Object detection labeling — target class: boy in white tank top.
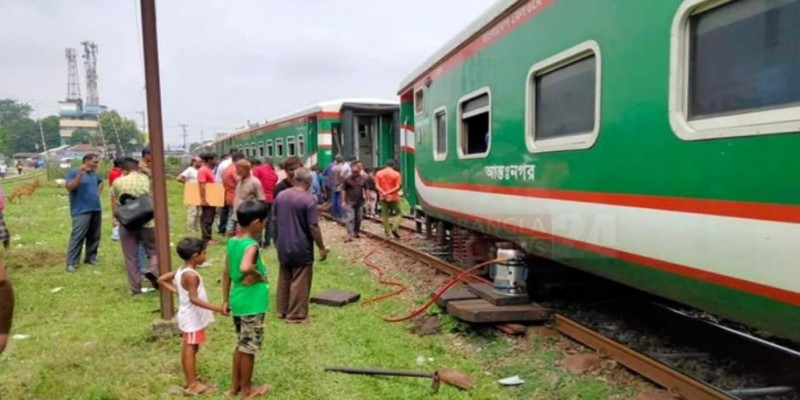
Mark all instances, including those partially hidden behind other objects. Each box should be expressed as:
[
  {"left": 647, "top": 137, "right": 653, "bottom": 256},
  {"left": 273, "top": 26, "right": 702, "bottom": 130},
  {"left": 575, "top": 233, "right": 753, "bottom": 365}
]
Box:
[{"left": 158, "top": 237, "right": 228, "bottom": 395}]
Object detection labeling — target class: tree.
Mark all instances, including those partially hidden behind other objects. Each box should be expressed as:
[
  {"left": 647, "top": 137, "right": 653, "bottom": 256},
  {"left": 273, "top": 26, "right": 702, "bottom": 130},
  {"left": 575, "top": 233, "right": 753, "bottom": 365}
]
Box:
[
  {"left": 98, "top": 111, "right": 145, "bottom": 155},
  {"left": 69, "top": 129, "right": 94, "bottom": 145},
  {"left": 0, "top": 99, "right": 32, "bottom": 125}
]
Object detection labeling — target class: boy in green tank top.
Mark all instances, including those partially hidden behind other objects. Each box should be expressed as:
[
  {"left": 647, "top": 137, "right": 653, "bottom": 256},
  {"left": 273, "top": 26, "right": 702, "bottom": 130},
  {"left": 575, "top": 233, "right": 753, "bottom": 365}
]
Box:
[{"left": 222, "top": 201, "right": 271, "bottom": 398}]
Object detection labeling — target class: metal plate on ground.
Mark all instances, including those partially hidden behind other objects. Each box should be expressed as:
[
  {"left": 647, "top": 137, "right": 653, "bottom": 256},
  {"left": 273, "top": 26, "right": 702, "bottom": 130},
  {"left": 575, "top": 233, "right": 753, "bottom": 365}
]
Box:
[
  {"left": 311, "top": 290, "right": 361, "bottom": 307},
  {"left": 447, "top": 299, "right": 552, "bottom": 323},
  {"left": 467, "top": 283, "right": 530, "bottom": 306},
  {"left": 435, "top": 288, "right": 479, "bottom": 308}
]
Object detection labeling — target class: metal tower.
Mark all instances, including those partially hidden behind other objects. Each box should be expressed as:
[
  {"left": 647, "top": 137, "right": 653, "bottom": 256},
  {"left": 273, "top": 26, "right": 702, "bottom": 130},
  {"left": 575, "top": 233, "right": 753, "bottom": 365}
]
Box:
[
  {"left": 81, "top": 41, "right": 99, "bottom": 106},
  {"left": 65, "top": 48, "right": 81, "bottom": 101}
]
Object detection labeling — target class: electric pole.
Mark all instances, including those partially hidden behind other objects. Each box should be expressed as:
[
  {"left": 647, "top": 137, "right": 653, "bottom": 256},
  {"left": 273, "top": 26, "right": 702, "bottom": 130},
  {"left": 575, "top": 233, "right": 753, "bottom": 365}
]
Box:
[
  {"left": 110, "top": 115, "right": 125, "bottom": 155},
  {"left": 178, "top": 123, "right": 189, "bottom": 153},
  {"left": 136, "top": 110, "right": 147, "bottom": 134},
  {"left": 37, "top": 116, "right": 48, "bottom": 154}
]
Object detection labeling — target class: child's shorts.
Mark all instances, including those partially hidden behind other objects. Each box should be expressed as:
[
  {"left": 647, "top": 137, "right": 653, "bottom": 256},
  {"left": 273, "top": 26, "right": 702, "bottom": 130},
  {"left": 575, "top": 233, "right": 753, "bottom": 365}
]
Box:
[
  {"left": 182, "top": 329, "right": 206, "bottom": 345},
  {"left": 234, "top": 314, "right": 265, "bottom": 355}
]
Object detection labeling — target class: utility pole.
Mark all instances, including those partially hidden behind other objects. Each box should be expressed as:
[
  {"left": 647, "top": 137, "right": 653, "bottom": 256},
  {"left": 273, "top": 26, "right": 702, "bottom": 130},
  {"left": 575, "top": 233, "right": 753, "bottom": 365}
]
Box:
[
  {"left": 97, "top": 117, "right": 110, "bottom": 159},
  {"left": 110, "top": 115, "right": 125, "bottom": 156},
  {"left": 140, "top": 0, "right": 175, "bottom": 331},
  {"left": 136, "top": 110, "right": 147, "bottom": 134},
  {"left": 178, "top": 123, "right": 189, "bottom": 153},
  {"left": 37, "top": 116, "right": 48, "bottom": 154}
]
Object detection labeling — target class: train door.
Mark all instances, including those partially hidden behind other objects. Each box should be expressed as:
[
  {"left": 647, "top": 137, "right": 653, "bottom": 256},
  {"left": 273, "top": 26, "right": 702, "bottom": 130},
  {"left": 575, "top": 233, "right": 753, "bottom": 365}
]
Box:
[
  {"left": 355, "top": 115, "right": 377, "bottom": 168},
  {"left": 332, "top": 122, "right": 343, "bottom": 157}
]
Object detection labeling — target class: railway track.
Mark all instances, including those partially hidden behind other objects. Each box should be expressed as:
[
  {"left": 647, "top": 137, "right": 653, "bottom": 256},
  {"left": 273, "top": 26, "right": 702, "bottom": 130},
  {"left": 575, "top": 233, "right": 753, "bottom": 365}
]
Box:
[{"left": 324, "top": 213, "right": 800, "bottom": 399}]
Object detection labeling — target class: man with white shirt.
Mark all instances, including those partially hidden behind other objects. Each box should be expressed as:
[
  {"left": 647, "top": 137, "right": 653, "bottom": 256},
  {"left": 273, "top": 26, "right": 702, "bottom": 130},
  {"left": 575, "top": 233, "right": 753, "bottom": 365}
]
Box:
[{"left": 177, "top": 156, "right": 203, "bottom": 232}]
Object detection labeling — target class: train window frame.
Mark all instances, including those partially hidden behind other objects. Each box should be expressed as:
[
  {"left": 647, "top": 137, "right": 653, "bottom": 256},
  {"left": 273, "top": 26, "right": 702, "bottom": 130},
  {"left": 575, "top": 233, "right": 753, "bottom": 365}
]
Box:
[
  {"left": 266, "top": 140, "right": 274, "bottom": 157},
  {"left": 276, "top": 138, "right": 284, "bottom": 157},
  {"left": 456, "top": 87, "right": 492, "bottom": 160},
  {"left": 433, "top": 106, "right": 448, "bottom": 161},
  {"left": 525, "top": 40, "right": 601, "bottom": 154},
  {"left": 414, "top": 88, "right": 425, "bottom": 115},
  {"left": 669, "top": 0, "right": 800, "bottom": 141},
  {"left": 297, "top": 134, "right": 305, "bottom": 156},
  {"left": 287, "top": 137, "right": 296, "bottom": 156}
]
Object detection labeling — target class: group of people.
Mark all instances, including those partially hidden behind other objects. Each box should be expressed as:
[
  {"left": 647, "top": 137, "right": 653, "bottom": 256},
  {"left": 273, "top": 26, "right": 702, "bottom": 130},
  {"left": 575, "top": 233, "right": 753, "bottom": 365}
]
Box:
[
  {"left": 323, "top": 155, "right": 404, "bottom": 241},
  {"left": 65, "top": 150, "right": 160, "bottom": 295},
  {"left": 54, "top": 146, "right": 405, "bottom": 395}
]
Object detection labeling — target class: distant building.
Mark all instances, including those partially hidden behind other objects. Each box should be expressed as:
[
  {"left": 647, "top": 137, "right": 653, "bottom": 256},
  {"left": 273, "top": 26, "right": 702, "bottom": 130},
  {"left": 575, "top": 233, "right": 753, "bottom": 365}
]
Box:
[{"left": 58, "top": 99, "right": 106, "bottom": 146}]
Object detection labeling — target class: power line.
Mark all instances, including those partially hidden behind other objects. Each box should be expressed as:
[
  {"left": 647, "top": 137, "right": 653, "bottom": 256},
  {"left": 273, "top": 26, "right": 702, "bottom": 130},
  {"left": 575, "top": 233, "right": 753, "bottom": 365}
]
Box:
[{"left": 178, "top": 124, "right": 189, "bottom": 153}]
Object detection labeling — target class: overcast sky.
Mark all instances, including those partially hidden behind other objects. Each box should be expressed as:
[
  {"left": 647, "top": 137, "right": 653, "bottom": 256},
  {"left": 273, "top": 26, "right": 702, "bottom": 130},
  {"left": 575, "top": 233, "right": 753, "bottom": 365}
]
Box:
[{"left": 0, "top": 0, "right": 495, "bottom": 148}]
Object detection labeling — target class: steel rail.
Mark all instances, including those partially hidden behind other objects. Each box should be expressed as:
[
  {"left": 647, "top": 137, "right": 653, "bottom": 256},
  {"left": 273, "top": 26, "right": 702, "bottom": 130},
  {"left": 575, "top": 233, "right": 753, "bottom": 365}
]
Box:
[
  {"left": 553, "top": 315, "right": 734, "bottom": 400},
  {"left": 323, "top": 214, "right": 482, "bottom": 282}
]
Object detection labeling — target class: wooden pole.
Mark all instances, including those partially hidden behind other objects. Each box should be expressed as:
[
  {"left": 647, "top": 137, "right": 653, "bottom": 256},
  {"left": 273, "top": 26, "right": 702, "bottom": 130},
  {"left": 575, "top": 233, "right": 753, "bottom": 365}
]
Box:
[{"left": 140, "top": 0, "right": 174, "bottom": 322}]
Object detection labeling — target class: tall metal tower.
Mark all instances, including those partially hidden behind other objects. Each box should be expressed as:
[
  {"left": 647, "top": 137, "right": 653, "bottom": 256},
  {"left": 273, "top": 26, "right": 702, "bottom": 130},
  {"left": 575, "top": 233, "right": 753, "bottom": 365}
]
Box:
[
  {"left": 65, "top": 48, "right": 81, "bottom": 101},
  {"left": 81, "top": 41, "right": 99, "bottom": 106}
]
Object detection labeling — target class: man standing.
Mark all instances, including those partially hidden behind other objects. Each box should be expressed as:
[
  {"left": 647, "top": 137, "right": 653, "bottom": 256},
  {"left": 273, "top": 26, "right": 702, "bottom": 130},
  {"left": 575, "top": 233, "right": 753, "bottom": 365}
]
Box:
[
  {"left": 215, "top": 149, "right": 238, "bottom": 234},
  {"left": 252, "top": 157, "right": 278, "bottom": 248},
  {"left": 272, "top": 156, "right": 303, "bottom": 200},
  {"left": 272, "top": 167, "right": 328, "bottom": 324},
  {"left": 113, "top": 158, "right": 160, "bottom": 295},
  {"left": 140, "top": 145, "right": 153, "bottom": 178},
  {"left": 64, "top": 153, "right": 103, "bottom": 273},
  {"left": 177, "top": 156, "right": 202, "bottom": 232},
  {"left": 221, "top": 151, "right": 244, "bottom": 236},
  {"left": 342, "top": 161, "right": 366, "bottom": 242},
  {"left": 328, "top": 155, "right": 345, "bottom": 220},
  {"left": 231, "top": 159, "right": 265, "bottom": 235},
  {"left": 0, "top": 259, "right": 12, "bottom": 355},
  {"left": 375, "top": 159, "right": 402, "bottom": 239},
  {"left": 198, "top": 153, "right": 218, "bottom": 245}
]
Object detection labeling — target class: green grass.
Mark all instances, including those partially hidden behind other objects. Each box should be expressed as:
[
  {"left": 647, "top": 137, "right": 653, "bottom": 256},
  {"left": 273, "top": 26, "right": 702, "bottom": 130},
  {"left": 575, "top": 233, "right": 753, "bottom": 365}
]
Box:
[{"left": 0, "top": 177, "right": 642, "bottom": 399}]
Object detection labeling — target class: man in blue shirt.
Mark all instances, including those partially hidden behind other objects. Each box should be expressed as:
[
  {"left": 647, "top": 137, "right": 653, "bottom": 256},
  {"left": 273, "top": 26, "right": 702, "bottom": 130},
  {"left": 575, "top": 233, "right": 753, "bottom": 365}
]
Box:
[{"left": 64, "top": 153, "right": 103, "bottom": 273}]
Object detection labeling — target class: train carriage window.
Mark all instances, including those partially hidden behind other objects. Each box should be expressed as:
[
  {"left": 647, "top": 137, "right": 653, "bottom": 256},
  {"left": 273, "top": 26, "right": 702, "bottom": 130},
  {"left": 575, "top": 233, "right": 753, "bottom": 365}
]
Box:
[
  {"left": 266, "top": 140, "right": 274, "bottom": 157},
  {"left": 298, "top": 135, "right": 305, "bottom": 156},
  {"left": 457, "top": 89, "right": 491, "bottom": 158},
  {"left": 669, "top": 0, "right": 800, "bottom": 140},
  {"left": 276, "top": 139, "right": 284, "bottom": 157},
  {"left": 414, "top": 89, "right": 424, "bottom": 115},
  {"left": 526, "top": 41, "right": 601, "bottom": 153},
  {"left": 433, "top": 107, "right": 448, "bottom": 161},
  {"left": 287, "top": 137, "right": 296, "bottom": 156}
]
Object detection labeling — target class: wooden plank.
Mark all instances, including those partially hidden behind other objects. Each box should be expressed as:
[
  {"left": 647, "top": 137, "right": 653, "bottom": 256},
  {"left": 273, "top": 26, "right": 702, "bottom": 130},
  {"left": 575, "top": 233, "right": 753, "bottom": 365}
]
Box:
[
  {"left": 435, "top": 288, "right": 479, "bottom": 308},
  {"left": 467, "top": 283, "right": 530, "bottom": 306},
  {"left": 310, "top": 290, "right": 361, "bottom": 307},
  {"left": 447, "top": 299, "right": 551, "bottom": 324}
]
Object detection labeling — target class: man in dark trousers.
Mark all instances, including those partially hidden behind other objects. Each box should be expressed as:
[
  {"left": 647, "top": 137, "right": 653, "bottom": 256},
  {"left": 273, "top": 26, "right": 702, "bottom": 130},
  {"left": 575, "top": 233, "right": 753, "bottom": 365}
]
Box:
[
  {"left": 0, "top": 259, "right": 13, "bottom": 355},
  {"left": 64, "top": 153, "right": 103, "bottom": 273},
  {"left": 272, "top": 167, "right": 328, "bottom": 324},
  {"left": 197, "top": 153, "right": 219, "bottom": 245}
]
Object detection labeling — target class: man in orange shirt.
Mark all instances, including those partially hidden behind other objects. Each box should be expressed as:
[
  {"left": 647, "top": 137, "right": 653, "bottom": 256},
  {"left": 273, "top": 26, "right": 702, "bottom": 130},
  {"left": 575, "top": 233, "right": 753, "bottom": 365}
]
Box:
[
  {"left": 222, "top": 152, "right": 245, "bottom": 236},
  {"left": 375, "top": 159, "right": 402, "bottom": 239}
]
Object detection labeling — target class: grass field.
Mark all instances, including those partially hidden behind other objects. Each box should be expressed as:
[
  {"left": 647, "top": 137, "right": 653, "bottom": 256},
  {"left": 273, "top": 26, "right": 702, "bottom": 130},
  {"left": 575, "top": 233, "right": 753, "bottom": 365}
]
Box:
[{"left": 0, "top": 173, "right": 644, "bottom": 399}]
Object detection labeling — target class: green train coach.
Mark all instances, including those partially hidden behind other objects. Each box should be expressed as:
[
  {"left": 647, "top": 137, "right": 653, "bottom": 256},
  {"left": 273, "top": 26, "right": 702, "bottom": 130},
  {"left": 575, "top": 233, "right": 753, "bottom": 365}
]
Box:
[
  {"left": 398, "top": 0, "right": 800, "bottom": 341},
  {"left": 199, "top": 99, "right": 400, "bottom": 171}
]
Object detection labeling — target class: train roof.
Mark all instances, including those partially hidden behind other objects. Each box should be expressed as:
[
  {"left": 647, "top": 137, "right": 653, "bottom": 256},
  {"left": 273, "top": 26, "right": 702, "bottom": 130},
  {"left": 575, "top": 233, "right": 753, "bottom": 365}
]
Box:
[
  {"left": 398, "top": 0, "right": 519, "bottom": 94},
  {"left": 218, "top": 98, "right": 398, "bottom": 142}
]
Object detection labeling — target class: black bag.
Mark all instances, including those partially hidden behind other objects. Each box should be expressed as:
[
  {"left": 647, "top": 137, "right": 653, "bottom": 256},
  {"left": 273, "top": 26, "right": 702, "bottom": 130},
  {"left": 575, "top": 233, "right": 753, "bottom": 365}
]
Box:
[{"left": 114, "top": 194, "right": 154, "bottom": 229}]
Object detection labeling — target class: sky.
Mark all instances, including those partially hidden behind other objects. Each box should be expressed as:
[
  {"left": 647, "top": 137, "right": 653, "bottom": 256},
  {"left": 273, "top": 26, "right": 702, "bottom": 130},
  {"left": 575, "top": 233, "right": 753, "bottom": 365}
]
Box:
[{"left": 0, "top": 0, "right": 496, "bottom": 148}]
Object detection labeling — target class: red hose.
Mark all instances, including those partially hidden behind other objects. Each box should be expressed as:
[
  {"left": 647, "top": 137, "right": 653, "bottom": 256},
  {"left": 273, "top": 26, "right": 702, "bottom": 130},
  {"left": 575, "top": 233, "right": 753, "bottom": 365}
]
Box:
[{"left": 359, "top": 237, "right": 501, "bottom": 323}]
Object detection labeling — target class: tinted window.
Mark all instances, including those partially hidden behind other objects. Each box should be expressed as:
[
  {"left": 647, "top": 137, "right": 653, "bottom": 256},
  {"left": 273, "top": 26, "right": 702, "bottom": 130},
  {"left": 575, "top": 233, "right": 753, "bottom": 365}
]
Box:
[
  {"left": 534, "top": 55, "right": 596, "bottom": 140},
  {"left": 689, "top": 0, "right": 800, "bottom": 119},
  {"left": 435, "top": 111, "right": 447, "bottom": 156}
]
